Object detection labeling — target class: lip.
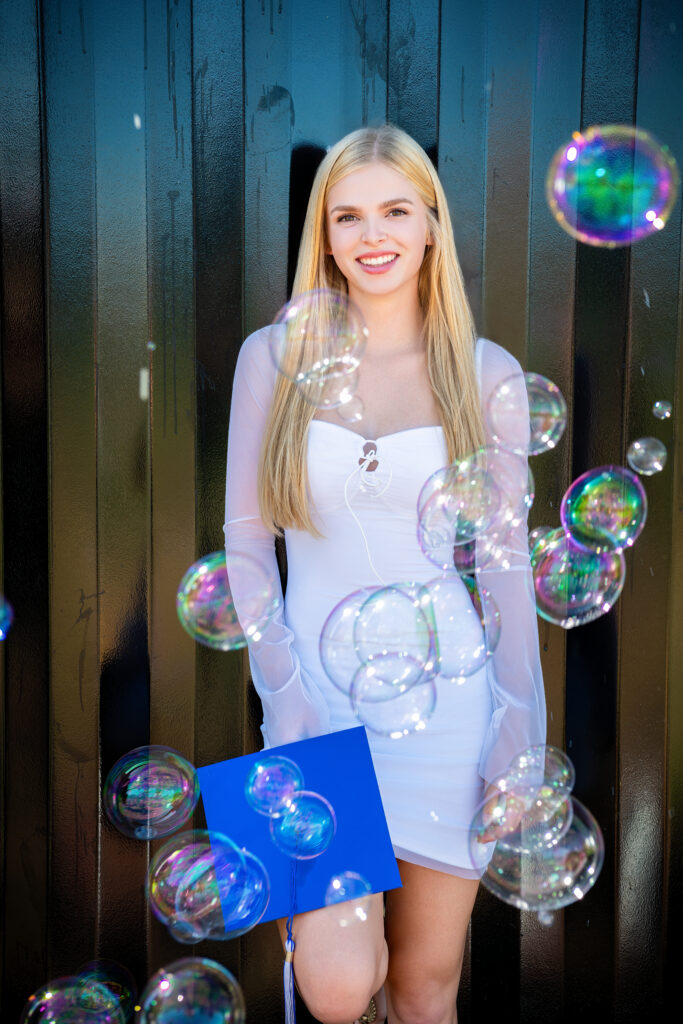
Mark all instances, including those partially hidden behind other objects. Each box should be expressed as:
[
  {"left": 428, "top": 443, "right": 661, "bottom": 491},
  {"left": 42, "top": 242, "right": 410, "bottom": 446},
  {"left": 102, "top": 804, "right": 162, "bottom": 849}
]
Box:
[{"left": 355, "top": 252, "right": 399, "bottom": 274}]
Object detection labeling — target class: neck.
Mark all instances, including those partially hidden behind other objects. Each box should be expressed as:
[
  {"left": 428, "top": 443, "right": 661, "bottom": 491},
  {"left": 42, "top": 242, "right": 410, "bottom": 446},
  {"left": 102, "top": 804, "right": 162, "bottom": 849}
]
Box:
[{"left": 348, "top": 286, "right": 425, "bottom": 355}]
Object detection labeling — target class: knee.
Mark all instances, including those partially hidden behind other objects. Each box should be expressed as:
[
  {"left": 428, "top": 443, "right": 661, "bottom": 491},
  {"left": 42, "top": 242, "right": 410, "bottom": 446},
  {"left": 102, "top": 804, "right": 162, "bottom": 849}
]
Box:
[
  {"left": 299, "top": 969, "right": 377, "bottom": 1024},
  {"left": 389, "top": 977, "right": 458, "bottom": 1024}
]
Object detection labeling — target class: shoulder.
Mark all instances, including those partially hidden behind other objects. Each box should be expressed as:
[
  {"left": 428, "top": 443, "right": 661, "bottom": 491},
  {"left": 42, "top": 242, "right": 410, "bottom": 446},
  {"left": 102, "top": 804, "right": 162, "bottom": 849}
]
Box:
[{"left": 475, "top": 336, "right": 524, "bottom": 400}]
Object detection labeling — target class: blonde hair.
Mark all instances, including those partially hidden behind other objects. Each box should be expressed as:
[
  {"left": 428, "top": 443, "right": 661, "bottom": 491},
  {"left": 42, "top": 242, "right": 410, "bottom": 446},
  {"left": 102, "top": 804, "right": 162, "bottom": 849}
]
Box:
[{"left": 258, "top": 124, "right": 484, "bottom": 535}]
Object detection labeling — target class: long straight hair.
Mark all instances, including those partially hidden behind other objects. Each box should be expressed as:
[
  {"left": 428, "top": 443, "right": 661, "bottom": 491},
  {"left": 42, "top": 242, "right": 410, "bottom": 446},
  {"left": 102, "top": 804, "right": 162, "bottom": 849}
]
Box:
[{"left": 258, "top": 124, "right": 484, "bottom": 535}]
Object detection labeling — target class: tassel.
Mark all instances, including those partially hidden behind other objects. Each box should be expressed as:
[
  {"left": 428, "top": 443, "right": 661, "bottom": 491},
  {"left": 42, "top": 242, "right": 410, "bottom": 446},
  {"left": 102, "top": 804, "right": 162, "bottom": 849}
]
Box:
[{"left": 284, "top": 936, "right": 296, "bottom": 1024}]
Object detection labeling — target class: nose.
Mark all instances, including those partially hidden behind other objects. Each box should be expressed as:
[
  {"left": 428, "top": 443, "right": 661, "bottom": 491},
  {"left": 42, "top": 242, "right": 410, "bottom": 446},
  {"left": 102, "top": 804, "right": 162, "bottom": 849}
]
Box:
[{"left": 361, "top": 217, "right": 387, "bottom": 245}]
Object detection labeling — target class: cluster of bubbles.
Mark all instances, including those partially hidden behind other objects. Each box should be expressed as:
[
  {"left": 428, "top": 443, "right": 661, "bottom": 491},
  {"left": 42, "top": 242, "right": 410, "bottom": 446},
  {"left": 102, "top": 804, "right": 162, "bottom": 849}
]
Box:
[
  {"left": 103, "top": 745, "right": 199, "bottom": 840},
  {"left": 245, "top": 754, "right": 337, "bottom": 861},
  {"left": 469, "top": 745, "right": 604, "bottom": 923},
  {"left": 546, "top": 124, "right": 680, "bottom": 247},
  {"left": 21, "top": 961, "right": 138, "bottom": 1024},
  {"left": 270, "top": 288, "right": 368, "bottom": 422},
  {"left": 176, "top": 549, "right": 279, "bottom": 650},
  {"left": 245, "top": 755, "right": 372, "bottom": 928},
  {"left": 0, "top": 592, "right": 13, "bottom": 640}
]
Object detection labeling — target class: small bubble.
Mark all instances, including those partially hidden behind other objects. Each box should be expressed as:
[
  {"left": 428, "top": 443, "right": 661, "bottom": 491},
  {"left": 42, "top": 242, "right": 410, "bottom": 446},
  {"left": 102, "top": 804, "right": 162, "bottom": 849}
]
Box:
[
  {"left": 147, "top": 340, "right": 157, "bottom": 351},
  {"left": 133, "top": 113, "right": 142, "bottom": 130}
]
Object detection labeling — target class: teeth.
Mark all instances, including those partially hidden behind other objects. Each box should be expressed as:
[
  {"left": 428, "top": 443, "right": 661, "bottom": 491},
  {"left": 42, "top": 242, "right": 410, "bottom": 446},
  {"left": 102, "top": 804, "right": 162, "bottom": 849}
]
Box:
[{"left": 359, "top": 254, "right": 397, "bottom": 266}]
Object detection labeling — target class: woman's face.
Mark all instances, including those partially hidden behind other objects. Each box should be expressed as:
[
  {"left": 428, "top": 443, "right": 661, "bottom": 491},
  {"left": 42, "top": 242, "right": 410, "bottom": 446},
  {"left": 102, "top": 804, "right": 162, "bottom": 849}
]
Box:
[{"left": 325, "top": 161, "right": 432, "bottom": 304}]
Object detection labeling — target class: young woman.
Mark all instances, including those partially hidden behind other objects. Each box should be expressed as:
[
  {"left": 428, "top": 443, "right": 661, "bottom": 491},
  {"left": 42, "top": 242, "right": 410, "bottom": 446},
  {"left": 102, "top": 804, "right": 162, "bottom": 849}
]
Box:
[{"left": 225, "top": 124, "right": 545, "bottom": 1024}]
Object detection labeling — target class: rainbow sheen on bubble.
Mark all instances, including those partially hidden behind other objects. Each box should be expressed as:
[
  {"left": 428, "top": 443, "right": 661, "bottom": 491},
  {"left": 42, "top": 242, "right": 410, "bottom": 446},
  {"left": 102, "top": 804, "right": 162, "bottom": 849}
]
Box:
[
  {"left": 532, "top": 527, "right": 625, "bottom": 628},
  {"left": 561, "top": 465, "right": 647, "bottom": 553},
  {"left": 270, "top": 289, "right": 368, "bottom": 409},
  {"left": 176, "top": 550, "right": 278, "bottom": 650},
  {"left": 0, "top": 593, "right": 14, "bottom": 640},
  {"left": 477, "top": 797, "right": 604, "bottom": 913},
  {"left": 174, "top": 847, "right": 270, "bottom": 942},
  {"left": 319, "top": 586, "right": 381, "bottom": 696},
  {"left": 546, "top": 124, "right": 680, "bottom": 247},
  {"left": 245, "top": 756, "right": 304, "bottom": 816},
  {"left": 77, "top": 961, "right": 137, "bottom": 1023},
  {"left": 20, "top": 976, "right": 125, "bottom": 1024},
  {"left": 652, "top": 399, "right": 672, "bottom": 420},
  {"left": 146, "top": 830, "right": 252, "bottom": 940},
  {"left": 325, "top": 871, "right": 373, "bottom": 927},
  {"left": 136, "top": 958, "right": 245, "bottom": 1024},
  {"left": 422, "top": 575, "right": 500, "bottom": 682},
  {"left": 269, "top": 790, "right": 337, "bottom": 859},
  {"left": 103, "top": 745, "right": 199, "bottom": 840},
  {"left": 486, "top": 372, "right": 567, "bottom": 456},
  {"left": 627, "top": 436, "right": 667, "bottom": 476}
]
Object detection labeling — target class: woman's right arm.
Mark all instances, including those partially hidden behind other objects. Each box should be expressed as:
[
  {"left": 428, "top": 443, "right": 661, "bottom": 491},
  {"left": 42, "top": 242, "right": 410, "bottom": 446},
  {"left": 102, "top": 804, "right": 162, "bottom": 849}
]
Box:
[{"left": 224, "top": 328, "right": 330, "bottom": 747}]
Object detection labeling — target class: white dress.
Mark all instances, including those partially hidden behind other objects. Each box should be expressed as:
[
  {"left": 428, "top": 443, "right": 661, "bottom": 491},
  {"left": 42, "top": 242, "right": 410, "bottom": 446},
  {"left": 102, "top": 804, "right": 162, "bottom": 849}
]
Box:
[{"left": 224, "top": 327, "right": 546, "bottom": 879}]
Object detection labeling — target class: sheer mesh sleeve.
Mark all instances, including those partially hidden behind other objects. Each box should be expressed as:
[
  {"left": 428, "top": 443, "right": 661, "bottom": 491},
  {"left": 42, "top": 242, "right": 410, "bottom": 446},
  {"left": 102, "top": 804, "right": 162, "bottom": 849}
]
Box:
[
  {"left": 475, "top": 338, "right": 547, "bottom": 786},
  {"left": 224, "top": 327, "right": 330, "bottom": 747}
]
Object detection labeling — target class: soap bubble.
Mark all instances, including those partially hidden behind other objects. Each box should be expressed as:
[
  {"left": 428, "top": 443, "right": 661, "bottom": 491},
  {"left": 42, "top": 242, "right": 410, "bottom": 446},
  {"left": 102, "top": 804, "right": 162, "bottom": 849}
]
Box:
[
  {"left": 146, "top": 831, "right": 247, "bottom": 931},
  {"left": 325, "top": 870, "right": 373, "bottom": 926},
  {"left": 417, "top": 454, "right": 502, "bottom": 551},
  {"left": 476, "top": 797, "right": 604, "bottom": 913},
  {"left": 561, "top": 465, "right": 647, "bottom": 553},
  {"left": 422, "top": 575, "right": 500, "bottom": 682},
  {"left": 270, "top": 790, "right": 337, "bottom": 859},
  {"left": 504, "top": 744, "right": 576, "bottom": 799},
  {"left": 470, "top": 787, "right": 574, "bottom": 854},
  {"left": 529, "top": 526, "right": 552, "bottom": 557},
  {"left": 270, "top": 289, "right": 368, "bottom": 409},
  {"left": 176, "top": 550, "right": 278, "bottom": 650},
  {"left": 532, "top": 527, "right": 626, "bottom": 628},
  {"left": 350, "top": 674, "right": 437, "bottom": 738},
  {"left": 627, "top": 437, "right": 667, "bottom": 475},
  {"left": 337, "top": 394, "right": 364, "bottom": 423},
  {"left": 20, "top": 976, "right": 125, "bottom": 1024},
  {"left": 136, "top": 958, "right": 245, "bottom": 1024},
  {"left": 174, "top": 847, "right": 270, "bottom": 941},
  {"left": 546, "top": 124, "right": 680, "bottom": 247},
  {"left": 245, "top": 755, "right": 304, "bottom": 816},
  {"left": 103, "top": 745, "right": 199, "bottom": 840},
  {"left": 652, "top": 399, "right": 672, "bottom": 420},
  {"left": 76, "top": 961, "right": 137, "bottom": 1022},
  {"left": 486, "top": 372, "right": 567, "bottom": 456},
  {"left": 353, "top": 585, "right": 436, "bottom": 689},
  {"left": 0, "top": 594, "right": 13, "bottom": 640},
  {"left": 319, "top": 587, "right": 380, "bottom": 696}
]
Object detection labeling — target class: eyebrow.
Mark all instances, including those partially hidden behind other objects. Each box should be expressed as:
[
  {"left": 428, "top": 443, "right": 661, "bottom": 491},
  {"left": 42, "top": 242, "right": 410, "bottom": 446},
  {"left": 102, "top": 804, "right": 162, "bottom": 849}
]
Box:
[{"left": 329, "top": 197, "right": 415, "bottom": 214}]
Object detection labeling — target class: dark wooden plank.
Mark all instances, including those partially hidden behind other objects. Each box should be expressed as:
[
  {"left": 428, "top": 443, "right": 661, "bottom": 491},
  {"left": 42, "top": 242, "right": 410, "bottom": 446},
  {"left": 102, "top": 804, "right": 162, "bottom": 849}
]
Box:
[
  {"left": 0, "top": 0, "right": 49, "bottom": 1013},
  {"left": 388, "top": 0, "right": 439, "bottom": 154}
]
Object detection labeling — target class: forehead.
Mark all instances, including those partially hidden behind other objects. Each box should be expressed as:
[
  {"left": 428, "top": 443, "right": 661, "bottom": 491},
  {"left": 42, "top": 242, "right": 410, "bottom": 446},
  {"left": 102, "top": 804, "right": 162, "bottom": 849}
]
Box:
[{"left": 326, "top": 162, "right": 422, "bottom": 210}]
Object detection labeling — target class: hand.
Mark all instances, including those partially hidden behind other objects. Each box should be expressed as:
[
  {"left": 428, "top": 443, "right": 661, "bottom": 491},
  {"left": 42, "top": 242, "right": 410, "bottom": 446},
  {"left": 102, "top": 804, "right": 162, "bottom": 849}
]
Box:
[{"left": 477, "top": 783, "right": 528, "bottom": 844}]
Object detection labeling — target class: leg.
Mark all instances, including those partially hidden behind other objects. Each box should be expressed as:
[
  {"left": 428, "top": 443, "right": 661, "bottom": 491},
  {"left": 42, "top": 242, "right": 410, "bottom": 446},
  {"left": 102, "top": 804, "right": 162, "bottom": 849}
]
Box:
[
  {"left": 384, "top": 859, "right": 479, "bottom": 1024},
  {"left": 276, "top": 893, "right": 388, "bottom": 1024}
]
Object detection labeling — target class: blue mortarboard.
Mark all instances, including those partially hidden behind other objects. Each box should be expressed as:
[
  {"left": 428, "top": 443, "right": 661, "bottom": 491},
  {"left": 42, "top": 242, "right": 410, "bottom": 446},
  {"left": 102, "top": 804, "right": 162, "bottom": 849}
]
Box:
[{"left": 198, "top": 725, "right": 402, "bottom": 925}]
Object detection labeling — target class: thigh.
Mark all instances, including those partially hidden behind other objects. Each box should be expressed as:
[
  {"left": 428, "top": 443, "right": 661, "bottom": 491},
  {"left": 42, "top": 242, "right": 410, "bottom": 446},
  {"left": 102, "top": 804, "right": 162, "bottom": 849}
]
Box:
[{"left": 385, "top": 860, "right": 479, "bottom": 1004}]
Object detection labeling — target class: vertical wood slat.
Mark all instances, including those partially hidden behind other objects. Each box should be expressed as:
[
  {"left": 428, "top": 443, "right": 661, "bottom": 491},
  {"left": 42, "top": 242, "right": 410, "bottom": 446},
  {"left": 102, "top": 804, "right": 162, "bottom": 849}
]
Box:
[
  {"left": 0, "top": 0, "right": 49, "bottom": 1014},
  {"left": 91, "top": 0, "right": 151, "bottom": 980},
  {"left": 616, "top": 1, "right": 683, "bottom": 1016},
  {"left": 387, "top": 0, "right": 439, "bottom": 155},
  {"left": 42, "top": 0, "right": 100, "bottom": 982}
]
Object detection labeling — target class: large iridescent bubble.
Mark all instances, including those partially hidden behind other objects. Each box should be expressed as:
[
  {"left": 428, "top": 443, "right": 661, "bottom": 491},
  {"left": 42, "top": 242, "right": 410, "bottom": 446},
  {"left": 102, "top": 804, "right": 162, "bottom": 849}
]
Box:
[
  {"left": 350, "top": 674, "right": 437, "bottom": 739},
  {"left": 486, "top": 372, "right": 567, "bottom": 456},
  {"left": 176, "top": 550, "right": 278, "bottom": 650},
  {"left": 245, "top": 755, "right": 304, "bottom": 816},
  {"left": 626, "top": 437, "right": 667, "bottom": 476},
  {"left": 136, "top": 958, "right": 245, "bottom": 1024},
  {"left": 319, "top": 587, "right": 380, "bottom": 696},
  {"left": 546, "top": 124, "right": 680, "bottom": 247},
  {"left": 422, "top": 575, "right": 500, "bottom": 682},
  {"left": 561, "top": 465, "right": 647, "bottom": 554},
  {"left": 269, "top": 289, "right": 368, "bottom": 409},
  {"left": 0, "top": 593, "right": 13, "bottom": 640},
  {"left": 20, "top": 976, "right": 125, "bottom": 1024},
  {"left": 477, "top": 797, "right": 604, "bottom": 913},
  {"left": 76, "top": 960, "right": 137, "bottom": 1022},
  {"left": 353, "top": 585, "right": 436, "bottom": 691},
  {"left": 146, "top": 830, "right": 250, "bottom": 938},
  {"left": 269, "top": 790, "right": 337, "bottom": 860},
  {"left": 532, "top": 527, "right": 626, "bottom": 628},
  {"left": 174, "top": 847, "right": 270, "bottom": 942},
  {"left": 103, "top": 745, "right": 199, "bottom": 840}
]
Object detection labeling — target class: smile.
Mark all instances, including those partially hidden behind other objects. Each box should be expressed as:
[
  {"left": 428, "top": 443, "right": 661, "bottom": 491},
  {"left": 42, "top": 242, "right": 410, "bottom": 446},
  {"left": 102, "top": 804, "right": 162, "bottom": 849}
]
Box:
[{"left": 356, "top": 253, "right": 399, "bottom": 269}]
